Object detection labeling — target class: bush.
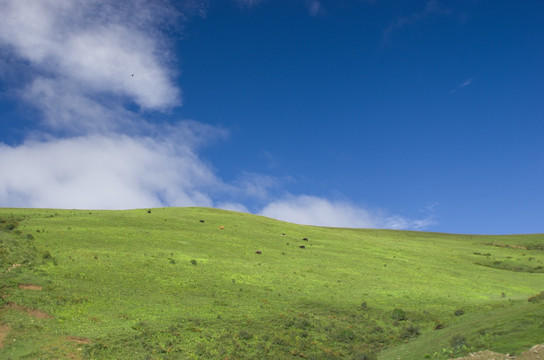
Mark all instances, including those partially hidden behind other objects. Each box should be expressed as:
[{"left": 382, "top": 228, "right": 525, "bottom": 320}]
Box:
[
  {"left": 1, "top": 220, "right": 18, "bottom": 231},
  {"left": 454, "top": 309, "right": 464, "bottom": 316},
  {"left": 391, "top": 308, "right": 406, "bottom": 321},
  {"left": 401, "top": 323, "right": 420, "bottom": 339},
  {"left": 450, "top": 335, "right": 467, "bottom": 349},
  {"left": 190, "top": 259, "right": 197, "bottom": 265}
]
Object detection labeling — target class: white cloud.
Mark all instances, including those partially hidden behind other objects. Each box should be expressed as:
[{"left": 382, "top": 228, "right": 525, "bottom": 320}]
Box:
[
  {"left": 0, "top": 127, "right": 221, "bottom": 209},
  {"left": 260, "top": 195, "right": 435, "bottom": 230},
  {"left": 0, "top": 0, "right": 180, "bottom": 111},
  {"left": 22, "top": 77, "right": 135, "bottom": 134}
]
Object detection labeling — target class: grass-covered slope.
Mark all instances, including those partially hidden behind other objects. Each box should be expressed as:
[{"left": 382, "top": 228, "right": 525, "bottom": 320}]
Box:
[{"left": 0, "top": 207, "right": 543, "bottom": 359}]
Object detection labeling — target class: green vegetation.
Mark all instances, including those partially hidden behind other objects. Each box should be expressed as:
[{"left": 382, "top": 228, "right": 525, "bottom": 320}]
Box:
[{"left": 0, "top": 207, "right": 543, "bottom": 359}]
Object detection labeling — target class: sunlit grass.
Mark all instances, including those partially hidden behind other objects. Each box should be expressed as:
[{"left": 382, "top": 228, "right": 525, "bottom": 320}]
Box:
[{"left": 1, "top": 207, "right": 543, "bottom": 359}]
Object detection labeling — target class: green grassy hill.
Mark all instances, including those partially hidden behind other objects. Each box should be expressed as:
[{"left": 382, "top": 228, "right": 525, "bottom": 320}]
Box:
[{"left": 1, "top": 207, "right": 543, "bottom": 359}]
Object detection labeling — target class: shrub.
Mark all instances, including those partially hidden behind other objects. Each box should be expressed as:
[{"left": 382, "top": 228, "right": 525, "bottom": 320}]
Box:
[
  {"left": 401, "top": 323, "right": 420, "bottom": 339},
  {"left": 454, "top": 309, "right": 464, "bottom": 316},
  {"left": 450, "top": 335, "right": 468, "bottom": 349},
  {"left": 1, "top": 221, "right": 18, "bottom": 231},
  {"left": 391, "top": 308, "right": 406, "bottom": 321},
  {"left": 190, "top": 259, "right": 197, "bottom": 265}
]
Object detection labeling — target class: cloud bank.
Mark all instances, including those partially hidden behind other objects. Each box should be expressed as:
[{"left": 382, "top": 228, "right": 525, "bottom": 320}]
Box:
[
  {"left": 260, "top": 195, "right": 435, "bottom": 230},
  {"left": 0, "top": 130, "right": 220, "bottom": 209}
]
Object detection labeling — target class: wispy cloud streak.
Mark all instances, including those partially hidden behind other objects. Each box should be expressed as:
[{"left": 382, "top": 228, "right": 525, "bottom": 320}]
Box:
[
  {"left": 450, "top": 78, "right": 473, "bottom": 93},
  {"left": 382, "top": 0, "right": 450, "bottom": 45}
]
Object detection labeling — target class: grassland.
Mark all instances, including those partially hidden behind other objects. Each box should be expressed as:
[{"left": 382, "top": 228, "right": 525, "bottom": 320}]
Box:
[{"left": 0, "top": 207, "right": 543, "bottom": 359}]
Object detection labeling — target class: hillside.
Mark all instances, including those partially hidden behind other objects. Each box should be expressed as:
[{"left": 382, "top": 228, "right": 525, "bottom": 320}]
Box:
[{"left": 1, "top": 207, "right": 543, "bottom": 359}]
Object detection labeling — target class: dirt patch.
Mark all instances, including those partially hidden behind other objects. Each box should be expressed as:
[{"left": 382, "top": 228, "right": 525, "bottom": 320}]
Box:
[
  {"left": 4, "top": 303, "right": 52, "bottom": 319},
  {"left": 519, "top": 344, "right": 544, "bottom": 360},
  {"left": 0, "top": 324, "right": 10, "bottom": 349},
  {"left": 452, "top": 344, "right": 544, "bottom": 360},
  {"left": 18, "top": 284, "right": 43, "bottom": 291},
  {"left": 66, "top": 336, "right": 91, "bottom": 344},
  {"left": 451, "top": 351, "right": 512, "bottom": 359}
]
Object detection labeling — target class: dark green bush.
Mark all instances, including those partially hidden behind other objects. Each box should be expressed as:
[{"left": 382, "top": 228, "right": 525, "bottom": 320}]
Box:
[
  {"left": 190, "top": 259, "right": 197, "bottom": 265},
  {"left": 391, "top": 308, "right": 406, "bottom": 321},
  {"left": 401, "top": 323, "right": 420, "bottom": 339},
  {"left": 450, "top": 335, "right": 467, "bottom": 349},
  {"left": 454, "top": 309, "right": 464, "bottom": 316}
]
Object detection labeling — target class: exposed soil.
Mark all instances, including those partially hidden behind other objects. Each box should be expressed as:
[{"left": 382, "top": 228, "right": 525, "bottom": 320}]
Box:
[
  {"left": 0, "top": 324, "right": 10, "bottom": 349},
  {"left": 66, "top": 336, "right": 91, "bottom": 344},
  {"left": 4, "top": 303, "right": 52, "bottom": 319},
  {"left": 18, "top": 284, "right": 43, "bottom": 291},
  {"left": 452, "top": 344, "right": 544, "bottom": 360},
  {"left": 452, "top": 351, "right": 512, "bottom": 360}
]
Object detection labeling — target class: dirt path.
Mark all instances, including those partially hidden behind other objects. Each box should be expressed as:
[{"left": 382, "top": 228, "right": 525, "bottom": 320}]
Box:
[
  {"left": 0, "top": 324, "right": 10, "bottom": 349},
  {"left": 4, "top": 303, "right": 52, "bottom": 319},
  {"left": 18, "top": 284, "right": 43, "bottom": 290},
  {"left": 66, "top": 336, "right": 91, "bottom": 344}
]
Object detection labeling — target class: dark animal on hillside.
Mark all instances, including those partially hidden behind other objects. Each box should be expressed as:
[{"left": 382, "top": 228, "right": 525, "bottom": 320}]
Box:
[
  {"left": 199, "top": 220, "right": 205, "bottom": 223},
  {"left": 255, "top": 250, "right": 262, "bottom": 254},
  {"left": 281, "top": 233, "right": 286, "bottom": 236},
  {"left": 302, "top": 237, "right": 308, "bottom": 241},
  {"left": 299, "top": 245, "right": 305, "bottom": 249},
  {"left": 147, "top": 209, "right": 151, "bottom": 214}
]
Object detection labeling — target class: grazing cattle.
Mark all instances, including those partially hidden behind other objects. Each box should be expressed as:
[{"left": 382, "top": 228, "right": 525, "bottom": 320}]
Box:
[
  {"left": 147, "top": 209, "right": 152, "bottom": 214},
  {"left": 302, "top": 237, "right": 308, "bottom": 241},
  {"left": 219, "top": 226, "right": 224, "bottom": 230},
  {"left": 255, "top": 250, "right": 262, "bottom": 254},
  {"left": 299, "top": 245, "right": 305, "bottom": 249},
  {"left": 281, "top": 233, "right": 286, "bottom": 236},
  {"left": 199, "top": 220, "right": 205, "bottom": 223}
]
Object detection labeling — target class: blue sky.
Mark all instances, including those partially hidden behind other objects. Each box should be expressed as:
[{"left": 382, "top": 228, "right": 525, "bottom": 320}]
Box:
[{"left": 0, "top": 0, "right": 542, "bottom": 234}]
